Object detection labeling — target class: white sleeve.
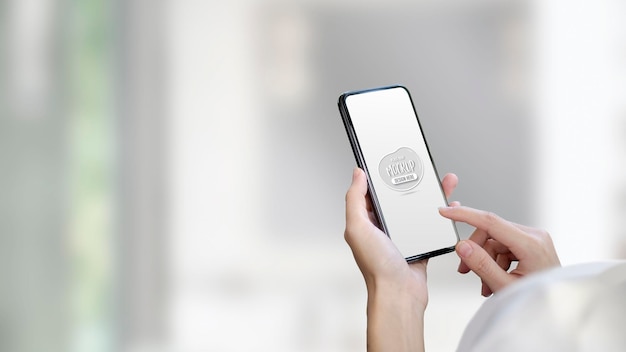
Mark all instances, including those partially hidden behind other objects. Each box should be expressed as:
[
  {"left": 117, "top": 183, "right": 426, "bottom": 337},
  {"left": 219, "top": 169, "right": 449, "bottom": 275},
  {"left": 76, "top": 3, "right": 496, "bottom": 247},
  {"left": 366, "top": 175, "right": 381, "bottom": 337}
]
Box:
[{"left": 457, "top": 261, "right": 626, "bottom": 352}]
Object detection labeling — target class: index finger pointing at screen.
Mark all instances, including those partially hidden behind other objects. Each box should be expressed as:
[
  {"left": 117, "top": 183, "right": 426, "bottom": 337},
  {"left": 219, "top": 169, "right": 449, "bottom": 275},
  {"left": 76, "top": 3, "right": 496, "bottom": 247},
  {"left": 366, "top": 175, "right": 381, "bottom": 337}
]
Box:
[{"left": 438, "top": 206, "right": 528, "bottom": 254}]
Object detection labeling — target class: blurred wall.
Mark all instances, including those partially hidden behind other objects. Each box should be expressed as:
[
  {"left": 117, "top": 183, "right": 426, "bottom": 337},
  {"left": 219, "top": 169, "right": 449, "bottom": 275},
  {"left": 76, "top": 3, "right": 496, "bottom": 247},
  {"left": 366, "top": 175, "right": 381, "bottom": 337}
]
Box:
[
  {"left": 167, "top": 0, "right": 626, "bottom": 351},
  {"left": 167, "top": 0, "right": 532, "bottom": 351},
  {"left": 1, "top": 0, "right": 68, "bottom": 351},
  {"left": 115, "top": 0, "right": 168, "bottom": 350},
  {"left": 533, "top": 0, "right": 626, "bottom": 264},
  {"left": 256, "top": 0, "right": 533, "bottom": 248}
]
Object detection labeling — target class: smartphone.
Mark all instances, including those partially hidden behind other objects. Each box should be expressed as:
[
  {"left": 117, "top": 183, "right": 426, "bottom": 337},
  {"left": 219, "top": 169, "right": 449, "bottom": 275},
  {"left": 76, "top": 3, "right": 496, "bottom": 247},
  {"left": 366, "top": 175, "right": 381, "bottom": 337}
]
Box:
[{"left": 338, "top": 85, "right": 459, "bottom": 262}]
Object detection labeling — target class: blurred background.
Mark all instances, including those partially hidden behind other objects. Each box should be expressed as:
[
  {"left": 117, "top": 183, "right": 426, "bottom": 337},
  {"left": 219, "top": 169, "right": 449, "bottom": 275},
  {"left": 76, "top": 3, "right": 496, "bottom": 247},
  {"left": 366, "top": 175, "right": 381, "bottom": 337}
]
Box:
[{"left": 1, "top": 0, "right": 625, "bottom": 351}]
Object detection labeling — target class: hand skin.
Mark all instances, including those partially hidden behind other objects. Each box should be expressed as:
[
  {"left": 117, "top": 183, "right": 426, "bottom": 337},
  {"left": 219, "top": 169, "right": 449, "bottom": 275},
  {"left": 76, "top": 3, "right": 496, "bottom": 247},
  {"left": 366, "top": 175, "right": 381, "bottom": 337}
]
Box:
[
  {"left": 344, "top": 168, "right": 459, "bottom": 352},
  {"left": 439, "top": 206, "right": 561, "bottom": 296},
  {"left": 345, "top": 167, "right": 562, "bottom": 350}
]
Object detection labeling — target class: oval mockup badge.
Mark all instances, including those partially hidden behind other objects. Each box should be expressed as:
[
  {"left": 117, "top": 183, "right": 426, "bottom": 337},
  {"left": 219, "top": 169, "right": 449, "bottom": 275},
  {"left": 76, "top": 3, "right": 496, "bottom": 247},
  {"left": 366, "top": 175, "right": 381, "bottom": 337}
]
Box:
[{"left": 378, "top": 147, "right": 424, "bottom": 191}]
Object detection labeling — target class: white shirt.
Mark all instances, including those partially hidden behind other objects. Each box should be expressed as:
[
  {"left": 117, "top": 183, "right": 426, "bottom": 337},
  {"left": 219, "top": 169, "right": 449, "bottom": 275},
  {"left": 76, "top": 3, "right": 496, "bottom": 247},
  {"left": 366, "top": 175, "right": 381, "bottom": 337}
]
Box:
[{"left": 458, "top": 261, "right": 626, "bottom": 352}]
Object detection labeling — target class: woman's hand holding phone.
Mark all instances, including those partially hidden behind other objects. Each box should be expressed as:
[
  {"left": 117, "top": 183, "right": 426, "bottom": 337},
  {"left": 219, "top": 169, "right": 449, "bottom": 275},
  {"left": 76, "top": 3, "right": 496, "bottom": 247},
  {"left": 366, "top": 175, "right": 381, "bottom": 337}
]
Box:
[
  {"left": 344, "top": 167, "right": 459, "bottom": 352},
  {"left": 345, "top": 167, "right": 562, "bottom": 351},
  {"left": 345, "top": 168, "right": 460, "bottom": 300},
  {"left": 346, "top": 165, "right": 561, "bottom": 299},
  {"left": 339, "top": 86, "right": 460, "bottom": 262}
]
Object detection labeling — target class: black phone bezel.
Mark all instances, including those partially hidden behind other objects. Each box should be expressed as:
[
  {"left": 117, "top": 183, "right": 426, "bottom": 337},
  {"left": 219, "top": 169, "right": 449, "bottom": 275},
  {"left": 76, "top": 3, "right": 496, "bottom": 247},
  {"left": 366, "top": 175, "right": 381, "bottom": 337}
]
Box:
[{"left": 337, "top": 84, "right": 458, "bottom": 262}]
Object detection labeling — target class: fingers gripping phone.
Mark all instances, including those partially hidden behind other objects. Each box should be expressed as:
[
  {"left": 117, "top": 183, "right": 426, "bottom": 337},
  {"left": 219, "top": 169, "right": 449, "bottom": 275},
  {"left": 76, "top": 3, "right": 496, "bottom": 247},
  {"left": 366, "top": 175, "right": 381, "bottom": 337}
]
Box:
[{"left": 338, "top": 85, "right": 459, "bottom": 262}]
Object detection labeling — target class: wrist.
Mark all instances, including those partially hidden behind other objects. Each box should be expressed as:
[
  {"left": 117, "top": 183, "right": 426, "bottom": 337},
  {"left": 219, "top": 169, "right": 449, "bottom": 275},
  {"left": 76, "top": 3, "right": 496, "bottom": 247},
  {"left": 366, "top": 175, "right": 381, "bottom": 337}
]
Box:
[
  {"left": 368, "top": 282, "right": 427, "bottom": 317},
  {"left": 366, "top": 269, "right": 429, "bottom": 312},
  {"left": 366, "top": 283, "right": 426, "bottom": 352}
]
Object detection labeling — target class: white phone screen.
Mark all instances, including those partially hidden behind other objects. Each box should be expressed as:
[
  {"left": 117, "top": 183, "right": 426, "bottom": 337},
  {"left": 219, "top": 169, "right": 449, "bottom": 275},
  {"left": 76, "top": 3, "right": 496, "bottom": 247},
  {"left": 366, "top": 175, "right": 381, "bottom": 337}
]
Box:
[{"left": 342, "top": 86, "right": 458, "bottom": 260}]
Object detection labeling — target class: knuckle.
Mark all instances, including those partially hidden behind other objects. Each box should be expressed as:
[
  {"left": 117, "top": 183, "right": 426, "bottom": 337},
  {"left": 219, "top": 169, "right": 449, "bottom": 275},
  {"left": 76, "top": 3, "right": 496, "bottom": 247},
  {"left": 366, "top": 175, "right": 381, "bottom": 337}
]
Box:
[
  {"left": 344, "top": 220, "right": 355, "bottom": 235},
  {"left": 475, "top": 254, "right": 493, "bottom": 274},
  {"left": 530, "top": 228, "right": 552, "bottom": 245},
  {"left": 345, "top": 190, "right": 352, "bottom": 203},
  {"left": 526, "top": 235, "right": 544, "bottom": 250},
  {"left": 343, "top": 228, "right": 351, "bottom": 243},
  {"left": 344, "top": 226, "right": 357, "bottom": 245},
  {"left": 344, "top": 221, "right": 364, "bottom": 245},
  {"left": 538, "top": 229, "right": 551, "bottom": 240},
  {"left": 482, "top": 211, "right": 501, "bottom": 227}
]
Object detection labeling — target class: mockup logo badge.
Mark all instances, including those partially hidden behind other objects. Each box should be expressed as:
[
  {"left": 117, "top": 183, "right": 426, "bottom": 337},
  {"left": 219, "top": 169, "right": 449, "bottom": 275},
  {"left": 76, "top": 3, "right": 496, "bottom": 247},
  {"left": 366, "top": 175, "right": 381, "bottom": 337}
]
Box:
[{"left": 378, "top": 147, "right": 424, "bottom": 191}]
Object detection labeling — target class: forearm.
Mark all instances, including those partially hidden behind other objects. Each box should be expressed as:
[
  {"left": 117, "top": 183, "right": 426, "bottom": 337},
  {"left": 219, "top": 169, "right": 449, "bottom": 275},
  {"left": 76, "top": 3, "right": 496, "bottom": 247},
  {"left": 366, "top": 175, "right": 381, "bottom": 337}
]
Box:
[{"left": 366, "top": 284, "right": 426, "bottom": 352}]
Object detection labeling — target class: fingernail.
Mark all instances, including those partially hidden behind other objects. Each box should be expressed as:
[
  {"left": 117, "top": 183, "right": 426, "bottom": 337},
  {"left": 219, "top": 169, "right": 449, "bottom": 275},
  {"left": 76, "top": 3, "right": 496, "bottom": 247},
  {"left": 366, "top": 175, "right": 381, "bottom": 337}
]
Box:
[
  {"left": 352, "top": 168, "right": 359, "bottom": 182},
  {"left": 438, "top": 206, "right": 454, "bottom": 212},
  {"left": 457, "top": 241, "right": 473, "bottom": 258}
]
